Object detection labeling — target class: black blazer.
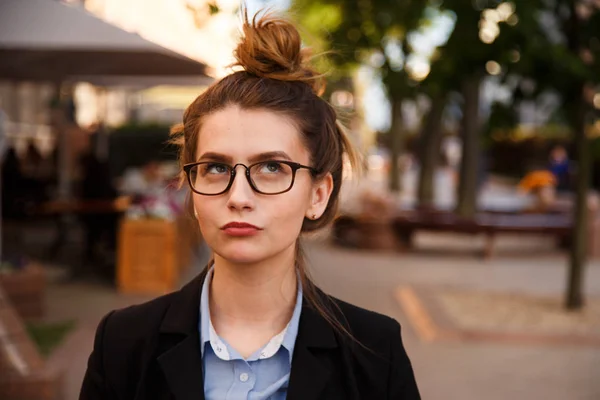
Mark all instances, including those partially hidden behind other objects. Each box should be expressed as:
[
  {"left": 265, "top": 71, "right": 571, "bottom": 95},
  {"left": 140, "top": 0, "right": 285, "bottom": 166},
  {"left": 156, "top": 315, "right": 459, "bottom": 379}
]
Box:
[{"left": 80, "top": 270, "right": 420, "bottom": 400}]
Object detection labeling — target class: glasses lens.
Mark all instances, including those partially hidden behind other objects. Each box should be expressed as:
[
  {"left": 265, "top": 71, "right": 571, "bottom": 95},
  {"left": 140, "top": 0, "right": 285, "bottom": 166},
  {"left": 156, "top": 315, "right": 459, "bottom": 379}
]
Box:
[
  {"left": 249, "top": 161, "right": 294, "bottom": 194},
  {"left": 188, "top": 163, "right": 231, "bottom": 194}
]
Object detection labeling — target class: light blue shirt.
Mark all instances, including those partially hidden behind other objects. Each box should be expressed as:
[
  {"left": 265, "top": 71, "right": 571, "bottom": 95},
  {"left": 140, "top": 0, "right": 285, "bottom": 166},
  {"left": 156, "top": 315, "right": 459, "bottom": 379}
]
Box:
[{"left": 199, "top": 267, "right": 303, "bottom": 400}]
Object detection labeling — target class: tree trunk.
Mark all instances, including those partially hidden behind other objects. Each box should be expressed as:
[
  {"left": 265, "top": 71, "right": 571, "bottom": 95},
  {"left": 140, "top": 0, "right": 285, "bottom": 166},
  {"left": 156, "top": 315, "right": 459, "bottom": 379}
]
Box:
[
  {"left": 388, "top": 99, "right": 404, "bottom": 193},
  {"left": 564, "top": 1, "right": 588, "bottom": 310},
  {"left": 566, "top": 95, "right": 589, "bottom": 310},
  {"left": 417, "top": 94, "right": 446, "bottom": 208},
  {"left": 456, "top": 77, "right": 481, "bottom": 218}
]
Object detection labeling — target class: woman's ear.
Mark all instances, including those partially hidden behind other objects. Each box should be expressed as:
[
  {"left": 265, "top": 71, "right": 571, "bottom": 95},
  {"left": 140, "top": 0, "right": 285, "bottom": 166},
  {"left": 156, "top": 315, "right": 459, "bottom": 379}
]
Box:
[{"left": 306, "top": 173, "right": 333, "bottom": 220}]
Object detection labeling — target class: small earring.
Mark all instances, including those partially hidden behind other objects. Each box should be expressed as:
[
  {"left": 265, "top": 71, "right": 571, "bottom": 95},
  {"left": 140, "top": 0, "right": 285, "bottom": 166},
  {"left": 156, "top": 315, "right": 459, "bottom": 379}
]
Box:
[
  {"left": 194, "top": 209, "right": 198, "bottom": 218},
  {"left": 312, "top": 214, "right": 317, "bottom": 220}
]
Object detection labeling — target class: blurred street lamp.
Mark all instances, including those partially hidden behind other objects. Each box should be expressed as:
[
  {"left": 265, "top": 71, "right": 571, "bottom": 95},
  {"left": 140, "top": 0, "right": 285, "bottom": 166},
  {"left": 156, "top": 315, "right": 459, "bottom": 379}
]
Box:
[
  {"left": 482, "top": 9, "right": 500, "bottom": 24},
  {"left": 479, "top": 26, "right": 499, "bottom": 43},
  {"left": 479, "top": 2, "right": 516, "bottom": 44},
  {"left": 406, "top": 58, "right": 430, "bottom": 81},
  {"left": 593, "top": 93, "right": 600, "bottom": 109},
  {"left": 496, "top": 2, "right": 516, "bottom": 21},
  {"left": 509, "top": 49, "right": 521, "bottom": 63},
  {"left": 485, "top": 60, "right": 501, "bottom": 75},
  {"left": 331, "top": 90, "right": 354, "bottom": 109}
]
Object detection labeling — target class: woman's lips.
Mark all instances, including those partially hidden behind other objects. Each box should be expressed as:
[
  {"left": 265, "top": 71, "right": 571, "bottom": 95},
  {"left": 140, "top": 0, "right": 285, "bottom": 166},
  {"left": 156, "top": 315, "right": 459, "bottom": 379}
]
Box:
[{"left": 221, "top": 222, "right": 261, "bottom": 237}]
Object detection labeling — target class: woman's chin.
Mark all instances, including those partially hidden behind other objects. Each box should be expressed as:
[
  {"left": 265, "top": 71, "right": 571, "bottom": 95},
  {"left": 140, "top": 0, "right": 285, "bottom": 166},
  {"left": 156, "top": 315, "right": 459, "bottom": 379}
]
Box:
[
  {"left": 214, "top": 244, "right": 268, "bottom": 265},
  {"left": 209, "top": 235, "right": 297, "bottom": 266}
]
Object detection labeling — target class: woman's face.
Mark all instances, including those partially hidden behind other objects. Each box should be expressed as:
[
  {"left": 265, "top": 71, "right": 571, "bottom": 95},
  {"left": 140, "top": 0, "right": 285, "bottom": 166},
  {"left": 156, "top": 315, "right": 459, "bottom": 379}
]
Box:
[{"left": 192, "top": 105, "right": 332, "bottom": 265}]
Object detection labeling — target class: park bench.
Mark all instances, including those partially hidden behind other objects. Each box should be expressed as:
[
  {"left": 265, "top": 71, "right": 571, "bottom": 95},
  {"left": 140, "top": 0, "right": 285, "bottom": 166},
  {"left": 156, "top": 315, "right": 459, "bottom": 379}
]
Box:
[
  {"left": 332, "top": 209, "right": 574, "bottom": 258},
  {"left": 390, "top": 210, "right": 573, "bottom": 258}
]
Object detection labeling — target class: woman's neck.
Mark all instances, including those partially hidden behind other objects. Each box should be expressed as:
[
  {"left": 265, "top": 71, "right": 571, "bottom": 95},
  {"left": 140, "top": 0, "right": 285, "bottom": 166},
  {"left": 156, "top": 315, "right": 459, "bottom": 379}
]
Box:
[{"left": 209, "top": 245, "right": 299, "bottom": 332}]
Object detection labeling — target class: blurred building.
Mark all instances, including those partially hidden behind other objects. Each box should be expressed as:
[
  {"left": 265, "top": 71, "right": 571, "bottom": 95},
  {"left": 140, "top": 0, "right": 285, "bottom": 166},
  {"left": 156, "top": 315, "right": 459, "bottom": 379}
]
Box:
[
  {"left": 0, "top": 0, "right": 239, "bottom": 156},
  {"left": 83, "top": 0, "right": 239, "bottom": 78}
]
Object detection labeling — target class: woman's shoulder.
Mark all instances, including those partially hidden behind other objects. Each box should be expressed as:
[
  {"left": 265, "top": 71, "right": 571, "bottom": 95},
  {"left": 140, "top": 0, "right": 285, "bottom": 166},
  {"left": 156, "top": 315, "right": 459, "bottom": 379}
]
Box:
[
  {"left": 321, "top": 292, "right": 403, "bottom": 344},
  {"left": 103, "top": 272, "right": 204, "bottom": 336},
  {"left": 98, "top": 291, "right": 179, "bottom": 340},
  {"left": 334, "top": 296, "right": 399, "bottom": 326}
]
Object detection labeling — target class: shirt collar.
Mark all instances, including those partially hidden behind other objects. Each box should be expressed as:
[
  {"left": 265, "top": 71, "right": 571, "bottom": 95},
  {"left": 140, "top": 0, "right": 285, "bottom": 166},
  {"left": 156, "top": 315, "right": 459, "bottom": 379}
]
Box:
[{"left": 199, "top": 266, "right": 303, "bottom": 363}]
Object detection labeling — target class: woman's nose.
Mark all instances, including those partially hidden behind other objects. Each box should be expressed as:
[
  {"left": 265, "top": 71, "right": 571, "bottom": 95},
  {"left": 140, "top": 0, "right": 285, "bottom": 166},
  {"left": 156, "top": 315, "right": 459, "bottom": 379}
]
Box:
[{"left": 226, "top": 166, "right": 255, "bottom": 210}]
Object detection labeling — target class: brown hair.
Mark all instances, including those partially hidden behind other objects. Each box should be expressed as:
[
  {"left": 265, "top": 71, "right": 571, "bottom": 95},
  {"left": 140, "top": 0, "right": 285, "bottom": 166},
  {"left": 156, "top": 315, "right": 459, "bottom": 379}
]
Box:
[{"left": 171, "top": 11, "right": 362, "bottom": 340}]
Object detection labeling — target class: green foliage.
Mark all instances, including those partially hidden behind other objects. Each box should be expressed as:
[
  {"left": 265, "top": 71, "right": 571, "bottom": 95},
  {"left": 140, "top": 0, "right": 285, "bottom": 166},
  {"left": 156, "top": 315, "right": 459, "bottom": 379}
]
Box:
[
  {"left": 494, "top": 1, "right": 600, "bottom": 117},
  {"left": 486, "top": 103, "right": 519, "bottom": 133},
  {"left": 108, "top": 123, "right": 177, "bottom": 178},
  {"left": 296, "top": 3, "right": 342, "bottom": 35},
  {"left": 26, "top": 319, "right": 76, "bottom": 358},
  {"left": 208, "top": 2, "right": 220, "bottom": 15},
  {"left": 292, "top": 0, "right": 600, "bottom": 112},
  {"left": 291, "top": 0, "right": 429, "bottom": 100}
]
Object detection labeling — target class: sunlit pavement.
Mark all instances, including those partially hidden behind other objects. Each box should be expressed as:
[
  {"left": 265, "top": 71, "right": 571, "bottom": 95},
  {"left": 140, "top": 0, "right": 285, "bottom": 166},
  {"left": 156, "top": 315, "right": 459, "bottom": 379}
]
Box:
[{"left": 307, "top": 240, "right": 600, "bottom": 400}]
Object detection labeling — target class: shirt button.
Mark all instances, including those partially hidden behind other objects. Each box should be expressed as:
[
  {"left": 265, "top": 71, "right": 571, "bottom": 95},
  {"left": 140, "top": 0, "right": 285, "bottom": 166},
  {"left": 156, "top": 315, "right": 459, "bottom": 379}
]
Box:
[{"left": 239, "top": 373, "right": 249, "bottom": 382}]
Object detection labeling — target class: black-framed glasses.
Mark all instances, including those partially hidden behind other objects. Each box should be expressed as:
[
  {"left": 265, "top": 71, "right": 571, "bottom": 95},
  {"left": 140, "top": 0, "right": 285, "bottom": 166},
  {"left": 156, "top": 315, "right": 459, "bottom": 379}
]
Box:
[{"left": 183, "top": 160, "right": 319, "bottom": 195}]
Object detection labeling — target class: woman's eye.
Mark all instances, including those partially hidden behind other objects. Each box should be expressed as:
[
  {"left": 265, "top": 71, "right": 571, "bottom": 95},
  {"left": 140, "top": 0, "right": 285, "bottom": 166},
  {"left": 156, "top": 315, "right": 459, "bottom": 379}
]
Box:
[
  {"left": 207, "top": 163, "right": 229, "bottom": 174},
  {"left": 262, "top": 162, "right": 282, "bottom": 173}
]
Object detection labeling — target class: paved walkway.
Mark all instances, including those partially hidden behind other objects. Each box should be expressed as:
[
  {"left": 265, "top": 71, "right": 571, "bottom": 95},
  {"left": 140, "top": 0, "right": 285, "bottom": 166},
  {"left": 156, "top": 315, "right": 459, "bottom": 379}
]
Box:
[
  {"left": 307, "top": 240, "right": 600, "bottom": 400},
  {"left": 46, "top": 235, "right": 600, "bottom": 400}
]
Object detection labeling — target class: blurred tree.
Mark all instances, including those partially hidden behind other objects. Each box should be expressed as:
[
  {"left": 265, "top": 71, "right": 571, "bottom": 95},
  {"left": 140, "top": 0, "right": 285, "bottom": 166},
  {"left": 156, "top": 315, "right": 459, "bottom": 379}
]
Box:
[
  {"left": 429, "top": 0, "right": 600, "bottom": 309},
  {"left": 291, "top": 0, "right": 429, "bottom": 192},
  {"left": 290, "top": 0, "right": 519, "bottom": 209},
  {"left": 550, "top": 1, "right": 598, "bottom": 311},
  {"left": 482, "top": 1, "right": 600, "bottom": 310},
  {"left": 416, "top": 92, "right": 446, "bottom": 207},
  {"left": 425, "top": 1, "right": 524, "bottom": 217},
  {"left": 398, "top": 0, "right": 599, "bottom": 309}
]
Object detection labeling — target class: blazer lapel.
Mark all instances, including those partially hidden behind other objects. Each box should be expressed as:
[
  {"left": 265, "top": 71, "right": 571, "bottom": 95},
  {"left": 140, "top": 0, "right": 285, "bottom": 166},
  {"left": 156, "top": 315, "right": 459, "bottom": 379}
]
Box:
[
  {"left": 157, "top": 334, "right": 204, "bottom": 400},
  {"left": 287, "top": 293, "right": 339, "bottom": 400},
  {"left": 157, "top": 269, "right": 208, "bottom": 400}
]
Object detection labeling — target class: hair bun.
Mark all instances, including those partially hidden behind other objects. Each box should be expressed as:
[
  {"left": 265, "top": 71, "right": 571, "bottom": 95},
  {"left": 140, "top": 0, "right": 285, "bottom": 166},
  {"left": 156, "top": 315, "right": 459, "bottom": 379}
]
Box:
[{"left": 234, "top": 11, "right": 323, "bottom": 94}]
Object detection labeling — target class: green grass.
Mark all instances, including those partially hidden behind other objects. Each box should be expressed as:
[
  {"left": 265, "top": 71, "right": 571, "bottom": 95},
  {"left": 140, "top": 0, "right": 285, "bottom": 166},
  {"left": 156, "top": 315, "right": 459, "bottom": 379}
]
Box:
[{"left": 25, "top": 320, "right": 77, "bottom": 358}]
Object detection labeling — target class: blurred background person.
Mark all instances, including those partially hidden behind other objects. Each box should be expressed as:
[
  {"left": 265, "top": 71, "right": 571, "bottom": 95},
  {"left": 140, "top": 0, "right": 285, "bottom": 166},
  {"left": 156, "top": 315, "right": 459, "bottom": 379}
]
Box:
[{"left": 548, "top": 144, "right": 571, "bottom": 193}]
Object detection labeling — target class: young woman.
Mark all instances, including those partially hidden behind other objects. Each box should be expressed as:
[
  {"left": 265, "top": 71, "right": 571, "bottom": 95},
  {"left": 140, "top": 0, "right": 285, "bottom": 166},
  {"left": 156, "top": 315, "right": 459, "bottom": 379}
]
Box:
[{"left": 80, "top": 12, "right": 420, "bottom": 400}]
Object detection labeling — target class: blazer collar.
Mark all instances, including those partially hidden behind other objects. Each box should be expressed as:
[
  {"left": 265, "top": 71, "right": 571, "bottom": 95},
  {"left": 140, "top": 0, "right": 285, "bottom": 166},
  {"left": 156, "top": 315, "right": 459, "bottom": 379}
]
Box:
[
  {"left": 159, "top": 268, "right": 208, "bottom": 335},
  {"left": 287, "top": 287, "right": 340, "bottom": 400},
  {"left": 157, "top": 269, "right": 207, "bottom": 400},
  {"left": 156, "top": 267, "right": 339, "bottom": 400}
]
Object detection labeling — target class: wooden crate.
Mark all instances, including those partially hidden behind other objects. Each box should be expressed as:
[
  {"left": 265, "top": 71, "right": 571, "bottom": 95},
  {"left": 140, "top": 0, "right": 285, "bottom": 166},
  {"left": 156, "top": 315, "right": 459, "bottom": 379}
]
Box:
[
  {"left": 0, "top": 264, "right": 45, "bottom": 320},
  {"left": 117, "top": 218, "right": 181, "bottom": 294}
]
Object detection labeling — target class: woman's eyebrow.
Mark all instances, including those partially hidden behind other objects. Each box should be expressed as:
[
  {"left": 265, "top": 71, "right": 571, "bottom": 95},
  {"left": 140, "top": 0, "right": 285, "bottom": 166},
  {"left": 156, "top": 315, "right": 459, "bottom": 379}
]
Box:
[
  {"left": 197, "top": 151, "right": 293, "bottom": 163},
  {"left": 248, "top": 151, "right": 292, "bottom": 163},
  {"left": 197, "top": 152, "right": 232, "bottom": 162}
]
